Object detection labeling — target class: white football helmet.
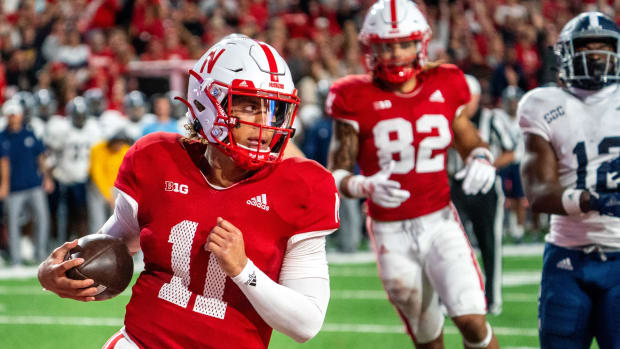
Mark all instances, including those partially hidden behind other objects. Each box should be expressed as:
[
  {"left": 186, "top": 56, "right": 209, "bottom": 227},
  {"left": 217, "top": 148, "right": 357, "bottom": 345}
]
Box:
[
  {"left": 359, "top": 0, "right": 431, "bottom": 83},
  {"left": 177, "top": 34, "right": 299, "bottom": 170}
]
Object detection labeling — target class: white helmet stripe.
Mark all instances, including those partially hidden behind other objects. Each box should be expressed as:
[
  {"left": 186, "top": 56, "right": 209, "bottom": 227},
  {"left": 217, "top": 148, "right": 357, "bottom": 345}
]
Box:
[{"left": 589, "top": 13, "right": 601, "bottom": 29}]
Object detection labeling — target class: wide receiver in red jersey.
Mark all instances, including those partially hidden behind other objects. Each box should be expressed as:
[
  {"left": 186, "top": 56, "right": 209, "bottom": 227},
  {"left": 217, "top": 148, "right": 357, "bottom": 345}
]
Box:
[
  {"left": 38, "top": 34, "right": 340, "bottom": 348},
  {"left": 327, "top": 1, "right": 499, "bottom": 348}
]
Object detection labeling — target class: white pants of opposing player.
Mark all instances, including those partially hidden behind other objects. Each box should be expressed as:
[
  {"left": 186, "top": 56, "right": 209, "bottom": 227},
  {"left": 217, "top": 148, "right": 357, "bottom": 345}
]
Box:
[{"left": 368, "top": 204, "right": 487, "bottom": 344}]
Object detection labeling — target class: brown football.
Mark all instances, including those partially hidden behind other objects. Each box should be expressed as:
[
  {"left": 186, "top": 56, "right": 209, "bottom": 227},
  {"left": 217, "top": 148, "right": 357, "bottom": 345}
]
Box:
[{"left": 64, "top": 234, "right": 134, "bottom": 300}]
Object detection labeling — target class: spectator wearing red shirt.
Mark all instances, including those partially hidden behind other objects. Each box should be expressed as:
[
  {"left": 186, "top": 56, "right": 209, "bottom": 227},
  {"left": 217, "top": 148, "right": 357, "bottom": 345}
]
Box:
[
  {"left": 163, "top": 28, "right": 189, "bottom": 60},
  {"left": 106, "top": 77, "right": 125, "bottom": 111},
  {"left": 140, "top": 40, "right": 165, "bottom": 61},
  {"left": 250, "top": 0, "right": 269, "bottom": 28},
  {"left": 78, "top": 0, "right": 121, "bottom": 32},
  {"left": 0, "top": 62, "right": 6, "bottom": 103},
  {"left": 515, "top": 25, "right": 541, "bottom": 90},
  {"left": 131, "top": 0, "right": 165, "bottom": 41},
  {"left": 88, "top": 30, "right": 114, "bottom": 72}
]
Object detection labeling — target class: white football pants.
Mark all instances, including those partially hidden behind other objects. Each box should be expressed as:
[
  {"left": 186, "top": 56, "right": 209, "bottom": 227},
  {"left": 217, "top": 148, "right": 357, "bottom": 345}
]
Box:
[{"left": 367, "top": 204, "right": 487, "bottom": 343}]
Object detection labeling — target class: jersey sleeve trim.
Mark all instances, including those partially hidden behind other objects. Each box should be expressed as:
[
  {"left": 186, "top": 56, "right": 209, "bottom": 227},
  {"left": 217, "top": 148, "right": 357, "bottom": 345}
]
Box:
[
  {"left": 334, "top": 117, "right": 360, "bottom": 133},
  {"left": 454, "top": 104, "right": 466, "bottom": 119},
  {"left": 288, "top": 229, "right": 337, "bottom": 246}
]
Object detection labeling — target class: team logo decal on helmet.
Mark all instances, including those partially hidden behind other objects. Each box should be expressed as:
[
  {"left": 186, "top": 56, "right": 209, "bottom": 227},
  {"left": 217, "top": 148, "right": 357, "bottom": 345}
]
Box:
[
  {"left": 556, "top": 12, "right": 620, "bottom": 90},
  {"left": 359, "top": 0, "right": 431, "bottom": 84},
  {"left": 176, "top": 34, "right": 299, "bottom": 170}
]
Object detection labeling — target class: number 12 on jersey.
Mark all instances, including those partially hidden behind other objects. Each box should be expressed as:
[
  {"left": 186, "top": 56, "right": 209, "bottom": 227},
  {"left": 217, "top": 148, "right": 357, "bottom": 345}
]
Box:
[
  {"left": 573, "top": 137, "right": 620, "bottom": 192},
  {"left": 373, "top": 115, "right": 451, "bottom": 174}
]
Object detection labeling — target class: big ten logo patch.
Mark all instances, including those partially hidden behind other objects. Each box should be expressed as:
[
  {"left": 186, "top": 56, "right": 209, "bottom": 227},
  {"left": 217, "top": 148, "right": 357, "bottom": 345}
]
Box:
[{"left": 165, "top": 181, "right": 189, "bottom": 195}]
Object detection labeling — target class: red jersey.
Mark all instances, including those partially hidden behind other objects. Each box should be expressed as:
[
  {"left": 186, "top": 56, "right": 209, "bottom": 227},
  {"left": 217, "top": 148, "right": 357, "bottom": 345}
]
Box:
[
  {"left": 327, "top": 65, "right": 470, "bottom": 221},
  {"left": 114, "top": 133, "right": 339, "bottom": 349}
]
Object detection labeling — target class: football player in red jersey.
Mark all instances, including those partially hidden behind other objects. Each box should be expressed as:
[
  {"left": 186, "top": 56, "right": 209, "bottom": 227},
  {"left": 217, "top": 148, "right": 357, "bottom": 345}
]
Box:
[
  {"left": 38, "top": 34, "right": 340, "bottom": 349},
  {"left": 327, "top": 1, "right": 499, "bottom": 348}
]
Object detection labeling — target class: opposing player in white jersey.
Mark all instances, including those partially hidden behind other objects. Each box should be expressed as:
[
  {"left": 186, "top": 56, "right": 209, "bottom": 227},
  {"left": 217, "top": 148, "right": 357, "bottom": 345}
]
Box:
[
  {"left": 123, "top": 90, "right": 156, "bottom": 141},
  {"left": 519, "top": 12, "right": 620, "bottom": 349},
  {"left": 47, "top": 96, "right": 102, "bottom": 241}
]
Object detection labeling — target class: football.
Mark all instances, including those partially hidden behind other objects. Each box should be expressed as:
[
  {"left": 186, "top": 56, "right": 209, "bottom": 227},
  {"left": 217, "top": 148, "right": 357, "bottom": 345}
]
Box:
[{"left": 64, "top": 234, "right": 134, "bottom": 300}]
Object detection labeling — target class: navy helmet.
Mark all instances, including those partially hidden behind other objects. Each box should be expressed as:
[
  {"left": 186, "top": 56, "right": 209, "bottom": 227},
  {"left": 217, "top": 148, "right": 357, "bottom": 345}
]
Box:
[
  {"left": 501, "top": 86, "right": 524, "bottom": 116},
  {"left": 84, "top": 88, "right": 107, "bottom": 117},
  {"left": 34, "top": 89, "right": 58, "bottom": 120},
  {"left": 556, "top": 12, "right": 620, "bottom": 90},
  {"left": 66, "top": 96, "right": 89, "bottom": 129},
  {"left": 13, "top": 91, "right": 37, "bottom": 120},
  {"left": 124, "top": 90, "right": 148, "bottom": 122}
]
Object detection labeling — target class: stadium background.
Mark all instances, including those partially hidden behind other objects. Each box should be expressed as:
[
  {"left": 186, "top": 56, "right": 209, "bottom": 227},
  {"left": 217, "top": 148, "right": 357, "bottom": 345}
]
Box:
[{"left": 0, "top": 0, "right": 614, "bottom": 348}]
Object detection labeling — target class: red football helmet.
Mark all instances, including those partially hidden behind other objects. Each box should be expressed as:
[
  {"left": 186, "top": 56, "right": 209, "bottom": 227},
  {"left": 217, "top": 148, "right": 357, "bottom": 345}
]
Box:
[
  {"left": 359, "top": 0, "right": 432, "bottom": 84},
  {"left": 177, "top": 34, "right": 299, "bottom": 170}
]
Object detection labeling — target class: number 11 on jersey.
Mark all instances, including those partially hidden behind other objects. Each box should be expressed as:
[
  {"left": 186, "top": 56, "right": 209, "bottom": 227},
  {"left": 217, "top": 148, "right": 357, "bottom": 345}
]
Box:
[{"left": 158, "top": 220, "right": 228, "bottom": 319}]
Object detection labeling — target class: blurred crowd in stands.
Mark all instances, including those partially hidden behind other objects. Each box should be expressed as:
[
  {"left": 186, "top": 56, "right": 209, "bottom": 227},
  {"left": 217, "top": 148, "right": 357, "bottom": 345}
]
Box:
[{"left": 0, "top": 0, "right": 617, "bottom": 264}]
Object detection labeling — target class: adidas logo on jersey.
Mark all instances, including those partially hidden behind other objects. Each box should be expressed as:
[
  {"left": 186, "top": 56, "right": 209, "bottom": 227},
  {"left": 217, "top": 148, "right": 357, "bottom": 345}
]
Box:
[
  {"left": 556, "top": 257, "right": 573, "bottom": 271},
  {"left": 247, "top": 194, "right": 270, "bottom": 211},
  {"left": 429, "top": 90, "right": 445, "bottom": 103}
]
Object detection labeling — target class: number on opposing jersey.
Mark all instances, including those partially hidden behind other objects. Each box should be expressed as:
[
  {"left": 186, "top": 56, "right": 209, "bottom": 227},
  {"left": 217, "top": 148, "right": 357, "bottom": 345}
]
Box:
[
  {"left": 158, "top": 220, "right": 228, "bottom": 319},
  {"left": 574, "top": 137, "right": 620, "bottom": 192},
  {"left": 373, "top": 115, "right": 451, "bottom": 174}
]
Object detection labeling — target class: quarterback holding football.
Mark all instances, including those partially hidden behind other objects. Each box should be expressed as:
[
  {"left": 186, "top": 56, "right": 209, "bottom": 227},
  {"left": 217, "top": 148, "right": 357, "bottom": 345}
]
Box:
[{"left": 38, "top": 34, "right": 340, "bottom": 348}]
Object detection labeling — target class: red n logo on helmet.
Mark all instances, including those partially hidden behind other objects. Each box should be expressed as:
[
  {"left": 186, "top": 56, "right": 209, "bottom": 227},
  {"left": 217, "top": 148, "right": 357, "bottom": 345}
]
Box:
[{"left": 200, "top": 49, "right": 226, "bottom": 74}]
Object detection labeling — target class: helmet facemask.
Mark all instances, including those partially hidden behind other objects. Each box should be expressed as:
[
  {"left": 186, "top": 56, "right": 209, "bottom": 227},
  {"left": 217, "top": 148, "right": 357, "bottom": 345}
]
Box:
[
  {"left": 358, "top": 0, "right": 431, "bottom": 85},
  {"left": 558, "top": 36, "right": 620, "bottom": 90},
  {"left": 178, "top": 69, "right": 298, "bottom": 171},
  {"left": 367, "top": 39, "right": 424, "bottom": 84}
]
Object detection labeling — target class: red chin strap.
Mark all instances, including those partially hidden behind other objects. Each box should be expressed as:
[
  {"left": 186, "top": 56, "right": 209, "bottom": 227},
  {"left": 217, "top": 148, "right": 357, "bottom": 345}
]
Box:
[
  {"left": 229, "top": 147, "right": 273, "bottom": 171},
  {"left": 375, "top": 61, "right": 421, "bottom": 84}
]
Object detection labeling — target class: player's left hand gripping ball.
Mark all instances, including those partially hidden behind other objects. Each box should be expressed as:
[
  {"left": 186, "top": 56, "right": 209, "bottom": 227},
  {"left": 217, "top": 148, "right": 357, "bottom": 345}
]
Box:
[{"left": 456, "top": 148, "right": 496, "bottom": 195}]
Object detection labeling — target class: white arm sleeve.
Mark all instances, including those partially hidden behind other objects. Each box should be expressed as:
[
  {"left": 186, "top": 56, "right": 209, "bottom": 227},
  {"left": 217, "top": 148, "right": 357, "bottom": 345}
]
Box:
[
  {"left": 232, "top": 231, "right": 333, "bottom": 343},
  {"left": 99, "top": 189, "right": 141, "bottom": 254}
]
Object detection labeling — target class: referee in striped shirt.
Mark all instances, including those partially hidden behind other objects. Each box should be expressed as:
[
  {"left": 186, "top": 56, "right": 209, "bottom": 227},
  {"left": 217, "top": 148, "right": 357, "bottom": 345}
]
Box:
[{"left": 448, "top": 75, "right": 517, "bottom": 316}]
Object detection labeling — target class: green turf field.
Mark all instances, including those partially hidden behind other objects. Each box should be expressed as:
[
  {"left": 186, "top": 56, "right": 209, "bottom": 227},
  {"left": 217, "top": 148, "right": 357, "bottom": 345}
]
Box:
[{"left": 0, "top": 251, "right": 599, "bottom": 349}]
